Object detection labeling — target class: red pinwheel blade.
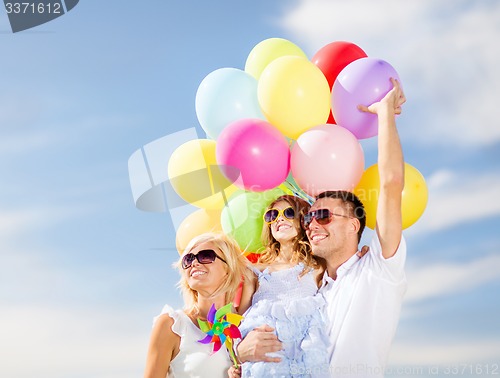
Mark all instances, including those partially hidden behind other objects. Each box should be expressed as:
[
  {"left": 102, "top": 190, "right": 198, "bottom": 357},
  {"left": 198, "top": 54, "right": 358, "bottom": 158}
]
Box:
[
  {"left": 213, "top": 339, "right": 222, "bottom": 353},
  {"left": 224, "top": 324, "right": 242, "bottom": 339}
]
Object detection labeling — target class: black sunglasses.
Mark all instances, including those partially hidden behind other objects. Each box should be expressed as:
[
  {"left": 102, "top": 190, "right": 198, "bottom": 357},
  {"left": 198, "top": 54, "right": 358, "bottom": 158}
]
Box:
[
  {"left": 263, "top": 207, "right": 296, "bottom": 224},
  {"left": 181, "top": 249, "right": 227, "bottom": 269},
  {"left": 301, "top": 208, "right": 352, "bottom": 229}
]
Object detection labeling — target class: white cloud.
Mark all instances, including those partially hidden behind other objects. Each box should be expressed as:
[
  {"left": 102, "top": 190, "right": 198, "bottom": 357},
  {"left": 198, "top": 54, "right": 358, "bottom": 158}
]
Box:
[
  {"left": 279, "top": 0, "right": 500, "bottom": 147},
  {"left": 279, "top": 0, "right": 420, "bottom": 53},
  {"left": 0, "top": 243, "right": 172, "bottom": 377},
  {"left": 0, "top": 207, "right": 160, "bottom": 378},
  {"left": 407, "top": 170, "right": 500, "bottom": 234},
  {"left": 0, "top": 209, "right": 44, "bottom": 238},
  {"left": 404, "top": 254, "right": 500, "bottom": 304},
  {"left": 0, "top": 304, "right": 148, "bottom": 378},
  {"left": 0, "top": 206, "right": 91, "bottom": 242}
]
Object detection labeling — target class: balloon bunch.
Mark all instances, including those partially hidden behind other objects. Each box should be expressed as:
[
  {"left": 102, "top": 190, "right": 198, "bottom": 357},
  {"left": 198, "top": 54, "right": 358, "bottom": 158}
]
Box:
[{"left": 170, "top": 38, "right": 428, "bottom": 255}]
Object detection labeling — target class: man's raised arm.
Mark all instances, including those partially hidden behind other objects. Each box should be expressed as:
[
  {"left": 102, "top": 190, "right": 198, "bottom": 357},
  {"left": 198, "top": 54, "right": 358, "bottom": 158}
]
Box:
[{"left": 358, "top": 78, "right": 406, "bottom": 258}]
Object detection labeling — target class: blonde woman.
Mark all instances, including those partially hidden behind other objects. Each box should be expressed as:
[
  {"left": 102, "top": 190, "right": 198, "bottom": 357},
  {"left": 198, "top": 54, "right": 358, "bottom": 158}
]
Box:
[{"left": 144, "top": 233, "right": 254, "bottom": 378}]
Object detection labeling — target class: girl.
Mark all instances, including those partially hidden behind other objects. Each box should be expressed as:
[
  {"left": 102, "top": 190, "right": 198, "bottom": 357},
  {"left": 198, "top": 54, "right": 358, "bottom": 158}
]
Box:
[{"left": 237, "top": 195, "right": 330, "bottom": 377}]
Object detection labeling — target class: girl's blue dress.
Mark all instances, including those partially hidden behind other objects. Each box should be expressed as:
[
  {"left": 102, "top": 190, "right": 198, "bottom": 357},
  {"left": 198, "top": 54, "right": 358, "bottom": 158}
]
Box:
[{"left": 239, "top": 263, "right": 330, "bottom": 377}]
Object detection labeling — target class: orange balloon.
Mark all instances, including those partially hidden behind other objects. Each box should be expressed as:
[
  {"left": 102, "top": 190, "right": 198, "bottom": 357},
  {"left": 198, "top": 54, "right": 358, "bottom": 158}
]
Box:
[{"left": 354, "top": 163, "right": 428, "bottom": 229}]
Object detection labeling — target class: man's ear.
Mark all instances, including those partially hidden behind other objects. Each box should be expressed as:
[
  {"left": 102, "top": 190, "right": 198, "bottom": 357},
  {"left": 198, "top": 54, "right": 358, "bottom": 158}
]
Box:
[{"left": 350, "top": 217, "right": 361, "bottom": 235}]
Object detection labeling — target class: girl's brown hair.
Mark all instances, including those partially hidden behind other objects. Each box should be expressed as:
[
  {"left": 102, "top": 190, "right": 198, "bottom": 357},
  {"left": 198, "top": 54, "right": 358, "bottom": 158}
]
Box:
[{"left": 258, "top": 195, "right": 319, "bottom": 271}]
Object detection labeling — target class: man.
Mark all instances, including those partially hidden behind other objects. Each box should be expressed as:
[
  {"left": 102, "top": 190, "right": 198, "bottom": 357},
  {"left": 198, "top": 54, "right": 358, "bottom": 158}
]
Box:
[{"left": 236, "top": 78, "right": 407, "bottom": 377}]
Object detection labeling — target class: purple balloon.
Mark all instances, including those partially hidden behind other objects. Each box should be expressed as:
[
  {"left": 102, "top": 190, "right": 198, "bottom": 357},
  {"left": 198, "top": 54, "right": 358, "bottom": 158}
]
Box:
[{"left": 331, "top": 58, "right": 401, "bottom": 139}]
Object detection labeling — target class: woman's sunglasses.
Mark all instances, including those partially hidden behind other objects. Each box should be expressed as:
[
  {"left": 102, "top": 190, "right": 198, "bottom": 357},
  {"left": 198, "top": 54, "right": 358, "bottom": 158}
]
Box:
[
  {"left": 263, "top": 206, "right": 296, "bottom": 224},
  {"left": 301, "top": 209, "right": 352, "bottom": 229},
  {"left": 181, "top": 249, "right": 227, "bottom": 269}
]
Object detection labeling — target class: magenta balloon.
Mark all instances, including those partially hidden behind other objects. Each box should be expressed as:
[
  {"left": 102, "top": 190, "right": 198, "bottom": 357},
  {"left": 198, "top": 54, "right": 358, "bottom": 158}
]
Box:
[
  {"left": 290, "top": 124, "right": 364, "bottom": 196},
  {"left": 331, "top": 58, "right": 401, "bottom": 139},
  {"left": 216, "top": 119, "right": 290, "bottom": 192}
]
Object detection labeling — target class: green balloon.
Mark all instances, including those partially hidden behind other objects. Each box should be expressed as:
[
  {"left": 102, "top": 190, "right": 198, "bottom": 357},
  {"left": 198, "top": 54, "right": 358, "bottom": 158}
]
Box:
[{"left": 221, "top": 188, "right": 285, "bottom": 253}]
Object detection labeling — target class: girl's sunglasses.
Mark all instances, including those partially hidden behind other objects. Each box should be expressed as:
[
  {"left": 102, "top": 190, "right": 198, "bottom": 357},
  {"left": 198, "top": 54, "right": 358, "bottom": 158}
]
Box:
[
  {"left": 181, "top": 249, "right": 227, "bottom": 269},
  {"left": 301, "top": 209, "right": 352, "bottom": 229},
  {"left": 263, "top": 206, "right": 296, "bottom": 224}
]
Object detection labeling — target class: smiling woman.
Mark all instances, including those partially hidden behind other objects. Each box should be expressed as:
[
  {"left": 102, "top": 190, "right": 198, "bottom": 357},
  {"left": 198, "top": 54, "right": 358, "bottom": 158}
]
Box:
[{"left": 144, "top": 233, "right": 254, "bottom": 378}]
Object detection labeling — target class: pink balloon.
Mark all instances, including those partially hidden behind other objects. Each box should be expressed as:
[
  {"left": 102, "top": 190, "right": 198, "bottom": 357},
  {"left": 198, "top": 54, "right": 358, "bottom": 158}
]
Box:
[
  {"left": 332, "top": 58, "right": 401, "bottom": 139},
  {"left": 290, "top": 124, "right": 364, "bottom": 196},
  {"left": 216, "top": 119, "right": 290, "bottom": 191}
]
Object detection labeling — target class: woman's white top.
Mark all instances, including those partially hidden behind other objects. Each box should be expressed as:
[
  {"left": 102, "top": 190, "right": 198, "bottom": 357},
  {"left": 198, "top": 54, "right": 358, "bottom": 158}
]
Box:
[{"left": 153, "top": 305, "right": 232, "bottom": 378}]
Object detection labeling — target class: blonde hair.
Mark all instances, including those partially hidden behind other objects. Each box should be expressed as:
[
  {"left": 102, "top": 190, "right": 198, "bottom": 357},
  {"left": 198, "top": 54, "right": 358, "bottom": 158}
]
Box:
[
  {"left": 259, "top": 195, "right": 319, "bottom": 272},
  {"left": 175, "top": 232, "right": 253, "bottom": 316}
]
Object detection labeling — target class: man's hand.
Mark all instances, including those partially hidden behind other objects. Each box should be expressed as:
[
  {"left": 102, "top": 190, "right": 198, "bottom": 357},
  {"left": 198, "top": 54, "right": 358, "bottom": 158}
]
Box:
[
  {"left": 358, "top": 78, "right": 406, "bottom": 115},
  {"left": 236, "top": 325, "right": 283, "bottom": 363},
  {"left": 357, "top": 245, "right": 369, "bottom": 258}
]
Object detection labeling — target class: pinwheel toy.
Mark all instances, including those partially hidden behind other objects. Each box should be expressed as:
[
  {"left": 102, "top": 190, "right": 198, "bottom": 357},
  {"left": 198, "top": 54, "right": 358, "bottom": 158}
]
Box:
[{"left": 197, "top": 303, "right": 243, "bottom": 367}]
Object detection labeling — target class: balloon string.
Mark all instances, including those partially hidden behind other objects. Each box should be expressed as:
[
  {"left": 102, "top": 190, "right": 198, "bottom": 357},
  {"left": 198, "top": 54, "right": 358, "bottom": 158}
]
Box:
[{"left": 284, "top": 180, "right": 314, "bottom": 204}]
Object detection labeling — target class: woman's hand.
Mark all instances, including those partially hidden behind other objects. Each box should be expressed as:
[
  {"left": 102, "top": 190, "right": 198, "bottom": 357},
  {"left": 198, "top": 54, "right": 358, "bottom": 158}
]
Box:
[{"left": 228, "top": 364, "right": 241, "bottom": 378}]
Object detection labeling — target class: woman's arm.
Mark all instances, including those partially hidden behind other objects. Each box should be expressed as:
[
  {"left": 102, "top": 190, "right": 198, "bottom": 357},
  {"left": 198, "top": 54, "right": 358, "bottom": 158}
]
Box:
[{"left": 144, "top": 314, "right": 181, "bottom": 378}]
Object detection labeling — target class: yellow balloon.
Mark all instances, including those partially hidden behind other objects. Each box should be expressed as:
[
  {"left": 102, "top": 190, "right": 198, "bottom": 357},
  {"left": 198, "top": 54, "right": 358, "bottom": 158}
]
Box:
[
  {"left": 245, "top": 38, "right": 307, "bottom": 80},
  {"left": 354, "top": 163, "right": 428, "bottom": 229},
  {"left": 175, "top": 208, "right": 223, "bottom": 254},
  {"left": 168, "top": 139, "right": 238, "bottom": 209},
  {"left": 354, "top": 165, "right": 379, "bottom": 229},
  {"left": 258, "top": 56, "right": 331, "bottom": 140}
]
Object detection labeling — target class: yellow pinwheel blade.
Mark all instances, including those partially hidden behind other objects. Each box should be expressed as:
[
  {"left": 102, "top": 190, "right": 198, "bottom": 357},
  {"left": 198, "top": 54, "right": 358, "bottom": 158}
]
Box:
[{"left": 226, "top": 312, "right": 243, "bottom": 326}]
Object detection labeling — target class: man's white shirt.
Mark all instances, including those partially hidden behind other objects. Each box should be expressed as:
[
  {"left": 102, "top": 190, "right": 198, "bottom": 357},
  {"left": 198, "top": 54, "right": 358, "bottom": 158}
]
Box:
[{"left": 319, "top": 233, "right": 407, "bottom": 377}]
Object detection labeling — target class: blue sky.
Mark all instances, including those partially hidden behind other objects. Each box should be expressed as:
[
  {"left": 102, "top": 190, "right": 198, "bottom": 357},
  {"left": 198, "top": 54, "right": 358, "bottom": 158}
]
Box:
[{"left": 0, "top": 1, "right": 499, "bottom": 377}]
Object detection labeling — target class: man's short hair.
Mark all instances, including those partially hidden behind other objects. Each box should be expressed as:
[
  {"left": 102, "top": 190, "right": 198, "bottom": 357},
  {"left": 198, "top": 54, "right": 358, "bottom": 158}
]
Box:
[{"left": 315, "top": 191, "right": 366, "bottom": 242}]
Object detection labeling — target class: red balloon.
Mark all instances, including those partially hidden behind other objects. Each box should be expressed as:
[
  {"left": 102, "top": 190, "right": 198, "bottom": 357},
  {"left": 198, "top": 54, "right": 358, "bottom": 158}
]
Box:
[
  {"left": 312, "top": 41, "right": 367, "bottom": 124},
  {"left": 312, "top": 41, "right": 368, "bottom": 89},
  {"left": 326, "top": 112, "right": 335, "bottom": 124}
]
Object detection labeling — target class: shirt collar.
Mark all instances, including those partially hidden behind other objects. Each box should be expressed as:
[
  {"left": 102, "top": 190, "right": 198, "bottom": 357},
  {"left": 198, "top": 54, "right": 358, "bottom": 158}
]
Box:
[{"left": 320, "top": 253, "right": 361, "bottom": 288}]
